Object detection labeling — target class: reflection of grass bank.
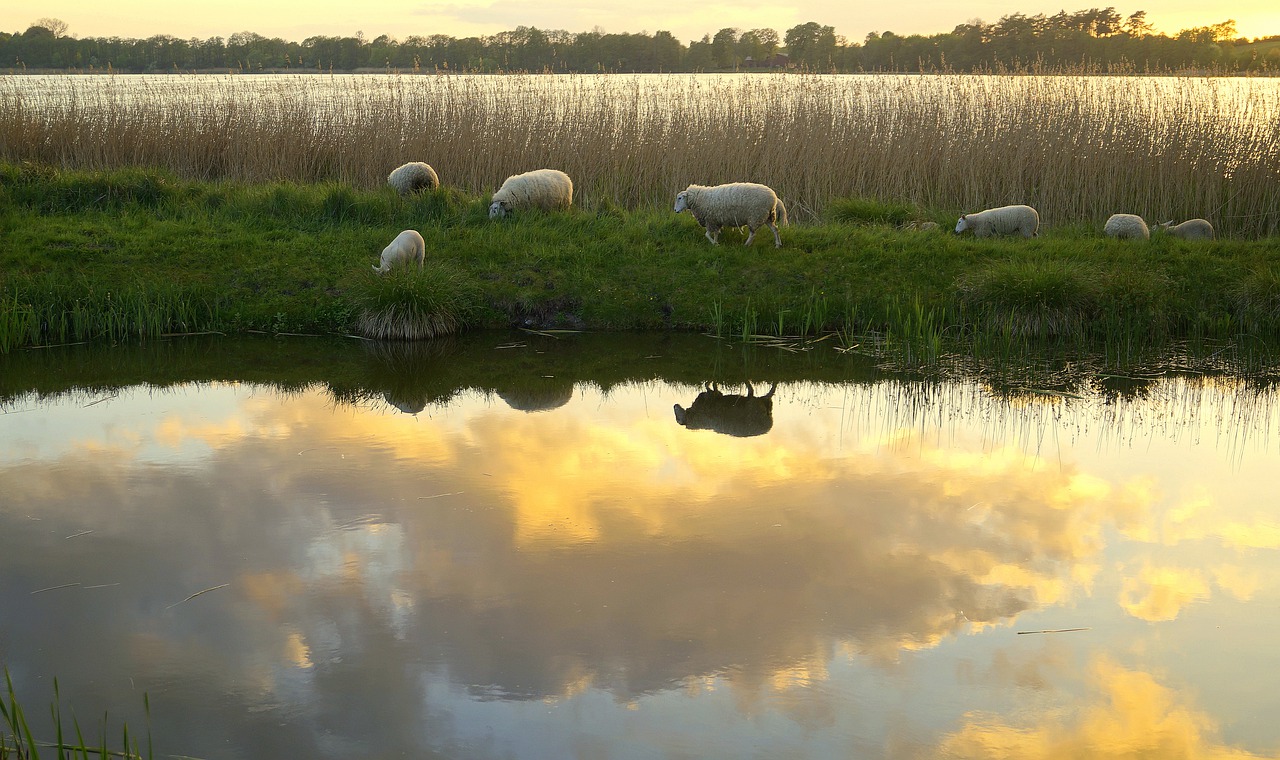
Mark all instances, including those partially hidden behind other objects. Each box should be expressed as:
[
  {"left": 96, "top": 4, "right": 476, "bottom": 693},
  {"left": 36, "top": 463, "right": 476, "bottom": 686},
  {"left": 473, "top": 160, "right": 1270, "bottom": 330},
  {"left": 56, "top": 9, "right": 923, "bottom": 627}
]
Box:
[{"left": 3, "top": 164, "right": 1280, "bottom": 353}]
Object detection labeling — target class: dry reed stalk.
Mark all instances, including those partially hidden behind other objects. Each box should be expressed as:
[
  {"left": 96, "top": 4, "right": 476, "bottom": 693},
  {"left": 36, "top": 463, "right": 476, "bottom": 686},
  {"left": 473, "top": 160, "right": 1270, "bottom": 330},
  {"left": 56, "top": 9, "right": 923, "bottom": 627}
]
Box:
[{"left": 2, "top": 72, "right": 1277, "bottom": 236}]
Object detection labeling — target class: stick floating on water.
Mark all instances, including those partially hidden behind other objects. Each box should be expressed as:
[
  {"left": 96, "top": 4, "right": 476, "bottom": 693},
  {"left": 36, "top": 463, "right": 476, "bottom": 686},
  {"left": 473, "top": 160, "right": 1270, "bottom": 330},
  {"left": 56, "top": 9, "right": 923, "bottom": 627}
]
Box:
[
  {"left": 166, "top": 583, "right": 230, "bottom": 609},
  {"left": 1016, "top": 627, "right": 1091, "bottom": 635},
  {"left": 31, "top": 582, "right": 81, "bottom": 595}
]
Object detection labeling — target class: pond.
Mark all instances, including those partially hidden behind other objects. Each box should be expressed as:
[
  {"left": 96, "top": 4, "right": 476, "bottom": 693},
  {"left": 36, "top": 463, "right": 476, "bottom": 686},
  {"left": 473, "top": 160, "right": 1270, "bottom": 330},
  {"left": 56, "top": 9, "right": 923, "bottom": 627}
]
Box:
[{"left": 3, "top": 331, "right": 1280, "bottom": 759}]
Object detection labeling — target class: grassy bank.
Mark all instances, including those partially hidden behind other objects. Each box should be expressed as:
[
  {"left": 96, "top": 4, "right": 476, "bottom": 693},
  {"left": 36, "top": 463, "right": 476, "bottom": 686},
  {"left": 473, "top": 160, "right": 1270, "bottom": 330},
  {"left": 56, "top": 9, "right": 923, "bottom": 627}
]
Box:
[
  {"left": 3, "top": 74, "right": 1279, "bottom": 237},
  {"left": 2, "top": 164, "right": 1279, "bottom": 353}
]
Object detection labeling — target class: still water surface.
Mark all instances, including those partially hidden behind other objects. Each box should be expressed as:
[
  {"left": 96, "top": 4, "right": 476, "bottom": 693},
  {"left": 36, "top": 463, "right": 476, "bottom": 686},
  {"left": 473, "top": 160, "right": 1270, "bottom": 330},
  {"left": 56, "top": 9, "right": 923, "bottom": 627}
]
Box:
[{"left": 2, "top": 333, "right": 1280, "bottom": 759}]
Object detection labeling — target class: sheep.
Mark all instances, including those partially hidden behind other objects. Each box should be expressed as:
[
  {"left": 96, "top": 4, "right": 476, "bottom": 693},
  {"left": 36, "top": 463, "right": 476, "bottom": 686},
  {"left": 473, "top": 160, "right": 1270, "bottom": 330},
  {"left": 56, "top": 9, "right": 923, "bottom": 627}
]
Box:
[
  {"left": 673, "top": 182, "right": 788, "bottom": 248},
  {"left": 372, "top": 229, "right": 425, "bottom": 274},
  {"left": 1104, "top": 213, "right": 1150, "bottom": 240},
  {"left": 953, "top": 204, "right": 1040, "bottom": 238},
  {"left": 387, "top": 162, "right": 439, "bottom": 195},
  {"left": 1156, "top": 218, "right": 1215, "bottom": 240},
  {"left": 488, "top": 169, "right": 573, "bottom": 218}
]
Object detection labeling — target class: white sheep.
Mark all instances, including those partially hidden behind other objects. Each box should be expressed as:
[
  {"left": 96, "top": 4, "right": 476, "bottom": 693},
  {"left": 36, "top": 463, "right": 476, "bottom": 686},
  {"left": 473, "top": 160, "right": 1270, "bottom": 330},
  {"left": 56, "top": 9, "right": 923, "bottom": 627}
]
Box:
[
  {"left": 953, "top": 204, "right": 1040, "bottom": 238},
  {"left": 488, "top": 169, "right": 573, "bottom": 218},
  {"left": 372, "top": 229, "right": 425, "bottom": 274},
  {"left": 1156, "top": 218, "right": 1215, "bottom": 240},
  {"left": 673, "top": 183, "right": 788, "bottom": 248},
  {"left": 1104, "top": 213, "right": 1150, "bottom": 240},
  {"left": 387, "top": 162, "right": 439, "bottom": 195}
]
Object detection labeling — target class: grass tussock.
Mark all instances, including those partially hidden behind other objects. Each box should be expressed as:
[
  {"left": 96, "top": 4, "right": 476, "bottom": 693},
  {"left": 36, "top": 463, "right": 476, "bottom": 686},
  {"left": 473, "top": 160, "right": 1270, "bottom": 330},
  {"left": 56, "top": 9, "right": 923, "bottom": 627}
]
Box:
[
  {"left": 0, "top": 73, "right": 1277, "bottom": 237},
  {"left": 825, "top": 197, "right": 922, "bottom": 226},
  {"left": 956, "top": 258, "right": 1106, "bottom": 338},
  {"left": 1233, "top": 264, "right": 1280, "bottom": 333},
  {"left": 351, "top": 263, "right": 482, "bottom": 340}
]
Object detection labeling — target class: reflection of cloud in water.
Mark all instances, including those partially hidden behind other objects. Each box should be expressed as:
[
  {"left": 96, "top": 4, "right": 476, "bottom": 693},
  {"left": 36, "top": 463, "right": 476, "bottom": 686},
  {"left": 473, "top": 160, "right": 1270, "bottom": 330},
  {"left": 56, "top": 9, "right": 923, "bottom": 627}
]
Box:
[
  {"left": 6, "top": 374, "right": 1280, "bottom": 758},
  {"left": 1119, "top": 564, "right": 1211, "bottom": 621},
  {"left": 0, "top": 382, "right": 1147, "bottom": 710},
  {"left": 941, "top": 657, "right": 1275, "bottom": 759}
]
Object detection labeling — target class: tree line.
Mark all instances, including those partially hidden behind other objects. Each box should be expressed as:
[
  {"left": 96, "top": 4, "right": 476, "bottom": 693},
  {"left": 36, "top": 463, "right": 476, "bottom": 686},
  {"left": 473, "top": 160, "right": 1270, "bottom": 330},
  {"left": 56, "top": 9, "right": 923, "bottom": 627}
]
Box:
[{"left": 4, "top": 8, "right": 1277, "bottom": 74}]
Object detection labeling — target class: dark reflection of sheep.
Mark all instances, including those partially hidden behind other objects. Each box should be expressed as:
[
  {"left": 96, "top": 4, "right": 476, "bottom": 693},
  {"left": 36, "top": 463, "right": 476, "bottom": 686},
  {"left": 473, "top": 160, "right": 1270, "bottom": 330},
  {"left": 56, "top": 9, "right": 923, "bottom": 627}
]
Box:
[
  {"left": 495, "top": 377, "right": 576, "bottom": 413},
  {"left": 673, "top": 382, "right": 778, "bottom": 437},
  {"left": 382, "top": 390, "right": 427, "bottom": 415}
]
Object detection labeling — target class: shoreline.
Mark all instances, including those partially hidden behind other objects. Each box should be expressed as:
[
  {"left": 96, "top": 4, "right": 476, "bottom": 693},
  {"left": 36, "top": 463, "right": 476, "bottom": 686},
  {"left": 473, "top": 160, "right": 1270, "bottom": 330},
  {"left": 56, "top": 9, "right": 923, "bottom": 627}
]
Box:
[{"left": 3, "top": 164, "right": 1280, "bottom": 354}]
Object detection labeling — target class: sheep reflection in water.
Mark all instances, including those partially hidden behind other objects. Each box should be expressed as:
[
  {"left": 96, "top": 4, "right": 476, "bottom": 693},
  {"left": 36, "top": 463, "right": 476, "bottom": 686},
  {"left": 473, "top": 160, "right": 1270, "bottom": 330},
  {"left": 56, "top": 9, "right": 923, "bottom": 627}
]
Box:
[
  {"left": 496, "top": 381, "right": 575, "bottom": 413},
  {"left": 673, "top": 382, "right": 777, "bottom": 437}
]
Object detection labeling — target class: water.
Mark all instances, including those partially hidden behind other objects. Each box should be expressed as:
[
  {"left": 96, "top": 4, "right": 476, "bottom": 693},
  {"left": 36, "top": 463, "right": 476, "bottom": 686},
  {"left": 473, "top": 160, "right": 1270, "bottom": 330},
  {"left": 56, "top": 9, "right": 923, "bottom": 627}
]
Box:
[{"left": 3, "top": 332, "right": 1280, "bottom": 759}]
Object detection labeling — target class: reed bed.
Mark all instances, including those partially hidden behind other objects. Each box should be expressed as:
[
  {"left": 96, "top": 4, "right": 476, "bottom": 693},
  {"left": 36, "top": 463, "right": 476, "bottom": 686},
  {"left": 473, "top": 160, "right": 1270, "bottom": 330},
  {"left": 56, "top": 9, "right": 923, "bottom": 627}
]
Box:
[{"left": 1, "top": 73, "right": 1278, "bottom": 237}]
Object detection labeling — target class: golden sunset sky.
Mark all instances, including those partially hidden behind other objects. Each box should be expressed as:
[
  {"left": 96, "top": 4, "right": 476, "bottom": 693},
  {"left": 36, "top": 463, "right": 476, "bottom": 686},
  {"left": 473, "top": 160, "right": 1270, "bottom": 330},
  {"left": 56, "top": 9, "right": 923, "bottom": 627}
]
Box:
[{"left": 3, "top": 1, "right": 1277, "bottom": 44}]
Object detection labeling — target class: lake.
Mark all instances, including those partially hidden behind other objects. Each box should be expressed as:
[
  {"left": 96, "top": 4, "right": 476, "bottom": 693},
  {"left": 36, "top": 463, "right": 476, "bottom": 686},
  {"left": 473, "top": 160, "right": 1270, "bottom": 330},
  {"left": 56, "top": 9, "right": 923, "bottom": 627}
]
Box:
[{"left": 2, "top": 331, "right": 1279, "bottom": 759}]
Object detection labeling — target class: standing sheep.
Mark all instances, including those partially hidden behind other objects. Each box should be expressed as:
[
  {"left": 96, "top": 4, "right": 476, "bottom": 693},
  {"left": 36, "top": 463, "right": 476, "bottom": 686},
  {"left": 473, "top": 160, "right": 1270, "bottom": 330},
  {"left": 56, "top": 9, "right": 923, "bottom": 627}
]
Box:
[
  {"left": 488, "top": 169, "right": 573, "bottom": 218},
  {"left": 372, "top": 229, "right": 426, "bottom": 274},
  {"left": 673, "top": 183, "right": 788, "bottom": 248},
  {"left": 954, "top": 205, "right": 1040, "bottom": 238},
  {"left": 1156, "top": 218, "right": 1215, "bottom": 240},
  {"left": 1104, "top": 213, "right": 1150, "bottom": 240},
  {"left": 387, "top": 162, "right": 439, "bottom": 195}
]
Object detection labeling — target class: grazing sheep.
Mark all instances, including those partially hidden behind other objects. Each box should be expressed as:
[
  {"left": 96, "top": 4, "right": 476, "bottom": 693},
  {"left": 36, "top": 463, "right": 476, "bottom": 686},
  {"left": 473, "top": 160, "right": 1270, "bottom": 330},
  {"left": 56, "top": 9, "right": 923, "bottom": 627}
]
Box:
[
  {"left": 1156, "top": 218, "right": 1215, "bottom": 240},
  {"left": 372, "top": 229, "right": 425, "bottom": 274},
  {"left": 674, "top": 182, "right": 788, "bottom": 248},
  {"left": 1104, "top": 213, "right": 1150, "bottom": 240},
  {"left": 387, "top": 162, "right": 439, "bottom": 195},
  {"left": 673, "top": 382, "right": 778, "bottom": 437},
  {"left": 954, "top": 204, "right": 1040, "bottom": 238},
  {"left": 488, "top": 169, "right": 573, "bottom": 218}
]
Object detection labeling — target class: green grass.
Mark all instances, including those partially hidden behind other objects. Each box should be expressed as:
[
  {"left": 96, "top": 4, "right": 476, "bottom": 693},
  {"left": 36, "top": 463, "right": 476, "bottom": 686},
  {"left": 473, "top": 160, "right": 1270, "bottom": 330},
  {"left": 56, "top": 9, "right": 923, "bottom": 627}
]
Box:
[
  {"left": 3, "top": 163, "right": 1280, "bottom": 354},
  {"left": 1, "top": 670, "right": 150, "bottom": 760}
]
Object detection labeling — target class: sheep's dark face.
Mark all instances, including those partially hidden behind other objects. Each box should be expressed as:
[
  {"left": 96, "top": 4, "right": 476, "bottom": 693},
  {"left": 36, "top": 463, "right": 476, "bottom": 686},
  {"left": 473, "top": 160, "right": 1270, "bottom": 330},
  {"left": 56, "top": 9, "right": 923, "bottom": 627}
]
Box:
[
  {"left": 673, "top": 191, "right": 689, "bottom": 213},
  {"left": 488, "top": 200, "right": 510, "bottom": 219}
]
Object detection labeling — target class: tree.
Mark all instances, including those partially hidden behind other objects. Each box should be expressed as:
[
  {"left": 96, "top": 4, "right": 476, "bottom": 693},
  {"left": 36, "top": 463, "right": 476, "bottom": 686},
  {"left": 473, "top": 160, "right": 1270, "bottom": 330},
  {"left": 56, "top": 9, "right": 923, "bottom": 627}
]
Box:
[
  {"left": 784, "top": 22, "right": 836, "bottom": 69},
  {"left": 711, "top": 27, "right": 738, "bottom": 69},
  {"left": 33, "top": 17, "right": 69, "bottom": 37},
  {"left": 1123, "top": 11, "right": 1154, "bottom": 37},
  {"left": 1177, "top": 19, "right": 1238, "bottom": 44},
  {"left": 737, "top": 28, "right": 778, "bottom": 64}
]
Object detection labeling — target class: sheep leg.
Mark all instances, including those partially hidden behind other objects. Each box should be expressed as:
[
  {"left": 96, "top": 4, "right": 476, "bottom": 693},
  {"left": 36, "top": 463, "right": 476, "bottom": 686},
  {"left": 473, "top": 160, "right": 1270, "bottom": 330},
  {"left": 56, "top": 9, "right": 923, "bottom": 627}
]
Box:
[
  {"left": 705, "top": 226, "right": 720, "bottom": 245},
  {"left": 744, "top": 226, "right": 757, "bottom": 246},
  {"left": 769, "top": 222, "right": 781, "bottom": 248}
]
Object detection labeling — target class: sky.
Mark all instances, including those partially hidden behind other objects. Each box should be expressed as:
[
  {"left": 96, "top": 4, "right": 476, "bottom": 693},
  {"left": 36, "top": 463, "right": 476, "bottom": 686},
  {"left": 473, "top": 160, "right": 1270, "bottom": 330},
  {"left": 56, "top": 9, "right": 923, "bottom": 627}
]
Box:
[{"left": 4, "top": 0, "right": 1278, "bottom": 44}]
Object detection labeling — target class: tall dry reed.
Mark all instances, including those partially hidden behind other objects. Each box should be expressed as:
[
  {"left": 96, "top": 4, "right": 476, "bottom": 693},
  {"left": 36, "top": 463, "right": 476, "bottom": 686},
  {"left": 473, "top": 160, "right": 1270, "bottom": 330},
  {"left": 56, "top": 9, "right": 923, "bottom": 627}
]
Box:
[{"left": 2, "top": 72, "right": 1277, "bottom": 236}]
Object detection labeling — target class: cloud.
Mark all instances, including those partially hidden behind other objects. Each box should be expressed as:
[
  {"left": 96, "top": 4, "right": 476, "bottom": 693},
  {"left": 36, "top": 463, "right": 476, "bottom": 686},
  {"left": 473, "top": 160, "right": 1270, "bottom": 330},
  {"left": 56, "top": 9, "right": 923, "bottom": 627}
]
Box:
[{"left": 939, "top": 657, "right": 1273, "bottom": 759}]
